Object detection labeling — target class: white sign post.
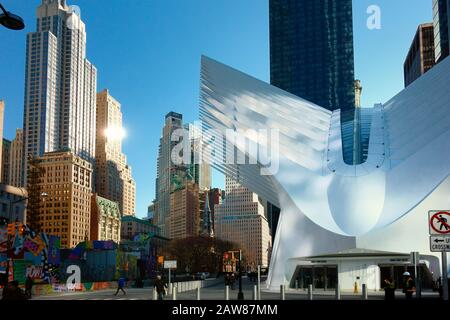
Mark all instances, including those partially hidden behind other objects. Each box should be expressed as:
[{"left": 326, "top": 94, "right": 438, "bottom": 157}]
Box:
[
  {"left": 428, "top": 211, "right": 449, "bottom": 301},
  {"left": 164, "top": 260, "right": 177, "bottom": 294}
]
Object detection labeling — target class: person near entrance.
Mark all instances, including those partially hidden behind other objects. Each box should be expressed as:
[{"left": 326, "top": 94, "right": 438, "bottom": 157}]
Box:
[
  {"left": 402, "top": 272, "right": 416, "bottom": 300},
  {"left": 383, "top": 276, "right": 396, "bottom": 300}
]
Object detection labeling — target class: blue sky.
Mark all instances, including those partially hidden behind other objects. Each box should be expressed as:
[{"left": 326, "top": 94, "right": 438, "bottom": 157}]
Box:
[{"left": 0, "top": 0, "right": 432, "bottom": 218}]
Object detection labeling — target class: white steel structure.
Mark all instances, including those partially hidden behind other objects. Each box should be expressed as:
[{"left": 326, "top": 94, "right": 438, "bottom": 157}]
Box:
[{"left": 199, "top": 55, "right": 450, "bottom": 290}]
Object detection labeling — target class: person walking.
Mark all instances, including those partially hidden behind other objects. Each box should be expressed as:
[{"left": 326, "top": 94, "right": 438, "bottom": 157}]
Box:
[
  {"left": 383, "top": 276, "right": 396, "bottom": 300},
  {"left": 25, "top": 276, "right": 34, "bottom": 299},
  {"left": 154, "top": 275, "right": 167, "bottom": 300},
  {"left": 402, "top": 272, "right": 416, "bottom": 300},
  {"left": 2, "top": 281, "right": 27, "bottom": 301},
  {"left": 114, "top": 277, "right": 126, "bottom": 296}
]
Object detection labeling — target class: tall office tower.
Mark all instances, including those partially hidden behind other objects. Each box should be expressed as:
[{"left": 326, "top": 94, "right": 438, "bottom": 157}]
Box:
[
  {"left": 95, "top": 89, "right": 136, "bottom": 216},
  {"left": 214, "top": 177, "right": 271, "bottom": 268},
  {"left": 23, "top": 0, "right": 97, "bottom": 182},
  {"left": 404, "top": 23, "right": 436, "bottom": 87},
  {"left": 354, "top": 80, "right": 363, "bottom": 108},
  {"left": 27, "top": 151, "right": 92, "bottom": 248},
  {"left": 186, "top": 123, "right": 211, "bottom": 191},
  {"left": 168, "top": 181, "right": 200, "bottom": 240},
  {"left": 154, "top": 112, "right": 185, "bottom": 236},
  {"left": 269, "top": 0, "right": 355, "bottom": 113},
  {"left": 1, "top": 139, "right": 11, "bottom": 184},
  {"left": 8, "top": 129, "right": 24, "bottom": 187},
  {"left": 270, "top": 0, "right": 356, "bottom": 164},
  {"left": 0, "top": 101, "right": 4, "bottom": 180},
  {"left": 147, "top": 201, "right": 155, "bottom": 220},
  {"left": 433, "top": 0, "right": 450, "bottom": 63}
]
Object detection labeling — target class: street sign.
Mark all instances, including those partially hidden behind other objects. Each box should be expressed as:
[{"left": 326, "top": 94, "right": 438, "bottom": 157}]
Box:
[
  {"left": 164, "top": 260, "right": 177, "bottom": 269},
  {"left": 428, "top": 210, "right": 450, "bottom": 235},
  {"left": 430, "top": 236, "right": 450, "bottom": 252}
]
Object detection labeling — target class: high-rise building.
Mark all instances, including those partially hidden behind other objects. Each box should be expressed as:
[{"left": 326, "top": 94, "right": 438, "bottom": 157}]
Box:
[
  {"left": 23, "top": 0, "right": 97, "bottom": 182},
  {"left": 169, "top": 181, "right": 200, "bottom": 240},
  {"left": 186, "top": 123, "right": 211, "bottom": 191},
  {"left": 269, "top": 0, "right": 356, "bottom": 165},
  {"left": 27, "top": 151, "right": 92, "bottom": 248},
  {"left": 404, "top": 23, "right": 436, "bottom": 87},
  {"left": 269, "top": 0, "right": 355, "bottom": 114},
  {"left": 8, "top": 129, "right": 24, "bottom": 187},
  {"left": 214, "top": 177, "right": 271, "bottom": 268},
  {"left": 1, "top": 139, "right": 11, "bottom": 184},
  {"left": 154, "top": 114, "right": 211, "bottom": 237},
  {"left": 433, "top": 0, "right": 450, "bottom": 63},
  {"left": 90, "top": 194, "right": 121, "bottom": 243},
  {"left": 154, "top": 112, "right": 185, "bottom": 236},
  {"left": 147, "top": 201, "right": 155, "bottom": 221},
  {"left": 95, "top": 89, "right": 136, "bottom": 216},
  {"left": 0, "top": 101, "right": 4, "bottom": 180}
]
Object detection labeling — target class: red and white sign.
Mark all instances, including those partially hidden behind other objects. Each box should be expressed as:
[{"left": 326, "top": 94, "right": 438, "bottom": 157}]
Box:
[{"left": 429, "top": 211, "right": 450, "bottom": 235}]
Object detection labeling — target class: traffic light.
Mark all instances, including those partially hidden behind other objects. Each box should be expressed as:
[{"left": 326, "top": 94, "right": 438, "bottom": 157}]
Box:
[{"left": 7, "top": 224, "right": 15, "bottom": 235}]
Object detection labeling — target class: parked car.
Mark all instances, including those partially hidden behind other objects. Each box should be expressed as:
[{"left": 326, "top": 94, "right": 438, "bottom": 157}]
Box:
[{"left": 195, "top": 272, "right": 210, "bottom": 280}]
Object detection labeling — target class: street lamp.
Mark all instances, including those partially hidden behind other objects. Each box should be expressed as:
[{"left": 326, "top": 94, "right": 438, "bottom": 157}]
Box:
[{"left": 0, "top": 3, "right": 25, "bottom": 30}]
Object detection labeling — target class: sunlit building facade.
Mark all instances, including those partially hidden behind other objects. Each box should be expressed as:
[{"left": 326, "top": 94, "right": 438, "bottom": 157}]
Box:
[{"left": 95, "top": 89, "right": 136, "bottom": 216}]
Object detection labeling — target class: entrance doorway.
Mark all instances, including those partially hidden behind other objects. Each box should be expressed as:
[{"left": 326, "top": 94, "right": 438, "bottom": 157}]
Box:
[{"left": 291, "top": 265, "right": 338, "bottom": 290}]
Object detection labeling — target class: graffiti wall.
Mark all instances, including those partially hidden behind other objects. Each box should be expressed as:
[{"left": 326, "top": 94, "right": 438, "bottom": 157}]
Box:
[{"left": 0, "top": 223, "right": 61, "bottom": 285}]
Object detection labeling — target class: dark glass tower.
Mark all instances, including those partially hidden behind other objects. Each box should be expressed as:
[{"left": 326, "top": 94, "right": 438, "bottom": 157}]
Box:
[
  {"left": 433, "top": 0, "right": 450, "bottom": 63},
  {"left": 269, "top": 0, "right": 356, "bottom": 115}
]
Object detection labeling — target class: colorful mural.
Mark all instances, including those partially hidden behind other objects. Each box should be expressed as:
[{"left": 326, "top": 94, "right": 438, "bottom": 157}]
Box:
[{"left": 0, "top": 224, "right": 61, "bottom": 285}]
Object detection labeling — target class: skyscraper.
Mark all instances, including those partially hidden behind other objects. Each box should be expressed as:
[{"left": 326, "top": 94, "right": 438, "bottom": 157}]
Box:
[
  {"left": 269, "top": 0, "right": 355, "bottom": 114},
  {"left": 0, "top": 101, "right": 4, "bottom": 180},
  {"left": 8, "top": 129, "right": 24, "bottom": 187},
  {"left": 214, "top": 177, "right": 271, "bottom": 268},
  {"left": 23, "top": 0, "right": 97, "bottom": 181},
  {"left": 433, "top": 0, "right": 450, "bottom": 63},
  {"left": 154, "top": 112, "right": 185, "bottom": 236},
  {"left": 27, "top": 151, "right": 92, "bottom": 248},
  {"left": 169, "top": 181, "right": 200, "bottom": 240},
  {"left": 1, "top": 139, "right": 11, "bottom": 184},
  {"left": 404, "top": 23, "right": 436, "bottom": 87},
  {"left": 95, "top": 89, "right": 136, "bottom": 216},
  {"left": 153, "top": 113, "right": 211, "bottom": 238}
]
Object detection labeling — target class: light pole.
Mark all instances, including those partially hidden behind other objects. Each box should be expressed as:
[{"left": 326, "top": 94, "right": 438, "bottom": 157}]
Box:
[{"left": 0, "top": 3, "right": 25, "bottom": 30}]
